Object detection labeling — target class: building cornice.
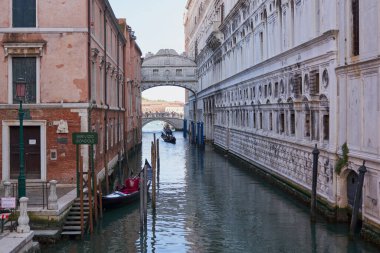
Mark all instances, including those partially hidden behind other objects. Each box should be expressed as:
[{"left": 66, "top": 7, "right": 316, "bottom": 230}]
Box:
[
  {"left": 335, "top": 57, "right": 380, "bottom": 73},
  {"left": 0, "top": 28, "right": 88, "bottom": 33}
]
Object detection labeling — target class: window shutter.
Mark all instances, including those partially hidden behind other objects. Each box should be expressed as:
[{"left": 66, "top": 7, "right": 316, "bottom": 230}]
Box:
[
  {"left": 12, "top": 0, "right": 36, "bottom": 27},
  {"left": 12, "top": 0, "right": 23, "bottom": 27},
  {"left": 25, "top": 0, "right": 36, "bottom": 27}
]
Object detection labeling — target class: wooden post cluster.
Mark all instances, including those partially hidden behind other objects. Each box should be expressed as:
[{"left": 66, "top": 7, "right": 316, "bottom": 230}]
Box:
[{"left": 73, "top": 132, "right": 102, "bottom": 237}]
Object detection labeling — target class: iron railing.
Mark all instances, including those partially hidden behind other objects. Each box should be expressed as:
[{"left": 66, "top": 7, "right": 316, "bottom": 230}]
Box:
[{"left": 10, "top": 181, "right": 48, "bottom": 209}]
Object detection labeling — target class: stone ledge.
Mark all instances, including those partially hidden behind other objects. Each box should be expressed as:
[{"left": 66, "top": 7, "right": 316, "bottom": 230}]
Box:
[{"left": 0, "top": 231, "right": 34, "bottom": 253}]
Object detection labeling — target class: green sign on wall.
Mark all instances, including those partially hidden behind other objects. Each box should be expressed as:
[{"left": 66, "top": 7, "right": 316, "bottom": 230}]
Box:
[{"left": 72, "top": 132, "right": 98, "bottom": 145}]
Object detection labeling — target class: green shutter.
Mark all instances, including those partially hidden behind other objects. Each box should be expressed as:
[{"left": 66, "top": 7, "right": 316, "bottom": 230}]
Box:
[{"left": 13, "top": 0, "right": 36, "bottom": 27}]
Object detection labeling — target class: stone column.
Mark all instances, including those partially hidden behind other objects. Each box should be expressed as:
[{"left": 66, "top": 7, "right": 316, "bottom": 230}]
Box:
[
  {"left": 3, "top": 181, "right": 11, "bottom": 197},
  {"left": 48, "top": 180, "right": 58, "bottom": 210},
  {"left": 17, "top": 197, "right": 30, "bottom": 233}
]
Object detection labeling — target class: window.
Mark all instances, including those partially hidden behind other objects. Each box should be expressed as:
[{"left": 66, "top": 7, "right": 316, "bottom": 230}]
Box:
[
  {"left": 279, "top": 113, "right": 285, "bottom": 133},
  {"left": 310, "top": 71, "right": 320, "bottom": 95},
  {"left": 352, "top": 0, "right": 359, "bottom": 56},
  {"left": 253, "top": 111, "right": 256, "bottom": 128},
  {"left": 91, "top": 61, "right": 97, "bottom": 102},
  {"left": 304, "top": 113, "right": 310, "bottom": 137},
  {"left": 290, "top": 111, "right": 295, "bottom": 135},
  {"left": 323, "top": 115, "right": 329, "bottom": 140},
  {"left": 269, "top": 112, "right": 273, "bottom": 131},
  {"left": 294, "top": 74, "right": 302, "bottom": 96},
  {"left": 176, "top": 69, "right": 183, "bottom": 76},
  {"left": 153, "top": 69, "right": 159, "bottom": 76},
  {"left": 259, "top": 112, "right": 263, "bottom": 129},
  {"left": 13, "top": 0, "right": 36, "bottom": 27},
  {"left": 12, "top": 57, "right": 36, "bottom": 104},
  {"left": 274, "top": 82, "right": 279, "bottom": 97}
]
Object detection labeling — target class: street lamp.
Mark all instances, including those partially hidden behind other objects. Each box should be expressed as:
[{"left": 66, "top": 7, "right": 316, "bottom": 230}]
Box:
[{"left": 15, "top": 78, "right": 26, "bottom": 198}]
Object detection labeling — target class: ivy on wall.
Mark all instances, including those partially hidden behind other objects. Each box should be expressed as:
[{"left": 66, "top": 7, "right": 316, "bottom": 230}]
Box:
[{"left": 335, "top": 142, "right": 349, "bottom": 175}]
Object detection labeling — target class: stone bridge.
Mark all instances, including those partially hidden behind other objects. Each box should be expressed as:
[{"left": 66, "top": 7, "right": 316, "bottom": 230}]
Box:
[
  {"left": 142, "top": 112, "right": 184, "bottom": 130},
  {"left": 141, "top": 49, "right": 198, "bottom": 94}
]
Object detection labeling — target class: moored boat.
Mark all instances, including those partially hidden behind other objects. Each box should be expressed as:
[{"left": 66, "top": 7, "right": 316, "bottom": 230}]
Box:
[{"left": 102, "top": 162, "right": 152, "bottom": 209}]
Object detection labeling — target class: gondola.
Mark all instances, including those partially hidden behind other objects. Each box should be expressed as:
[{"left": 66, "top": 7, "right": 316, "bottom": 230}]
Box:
[
  {"left": 161, "top": 132, "right": 176, "bottom": 144},
  {"left": 102, "top": 162, "right": 152, "bottom": 209}
]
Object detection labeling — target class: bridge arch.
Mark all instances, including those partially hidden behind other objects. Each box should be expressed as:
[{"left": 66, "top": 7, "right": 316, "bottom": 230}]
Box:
[{"left": 141, "top": 49, "right": 198, "bottom": 94}]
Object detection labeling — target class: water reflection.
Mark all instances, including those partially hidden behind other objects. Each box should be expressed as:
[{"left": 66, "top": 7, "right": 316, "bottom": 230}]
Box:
[{"left": 43, "top": 130, "right": 379, "bottom": 253}]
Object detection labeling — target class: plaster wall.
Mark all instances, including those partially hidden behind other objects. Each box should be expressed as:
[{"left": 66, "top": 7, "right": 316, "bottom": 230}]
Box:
[{"left": 0, "top": 0, "right": 87, "bottom": 28}]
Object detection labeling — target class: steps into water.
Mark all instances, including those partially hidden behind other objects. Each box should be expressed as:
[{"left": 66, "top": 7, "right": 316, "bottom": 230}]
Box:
[{"left": 61, "top": 197, "right": 90, "bottom": 236}]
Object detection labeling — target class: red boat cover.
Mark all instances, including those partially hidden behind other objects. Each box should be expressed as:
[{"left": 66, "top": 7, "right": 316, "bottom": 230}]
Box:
[{"left": 121, "top": 178, "right": 140, "bottom": 194}]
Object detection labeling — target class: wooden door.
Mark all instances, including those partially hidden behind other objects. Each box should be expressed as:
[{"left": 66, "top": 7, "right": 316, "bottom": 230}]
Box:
[{"left": 10, "top": 126, "right": 41, "bottom": 179}]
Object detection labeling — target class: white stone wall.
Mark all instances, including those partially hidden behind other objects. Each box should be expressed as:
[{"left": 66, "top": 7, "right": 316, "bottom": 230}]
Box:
[
  {"left": 186, "top": 0, "right": 380, "bottom": 227},
  {"left": 335, "top": 0, "right": 380, "bottom": 225}
]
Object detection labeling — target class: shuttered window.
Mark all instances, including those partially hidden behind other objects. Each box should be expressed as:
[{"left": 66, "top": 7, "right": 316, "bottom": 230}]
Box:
[
  {"left": 12, "top": 57, "right": 37, "bottom": 104},
  {"left": 13, "top": 0, "right": 36, "bottom": 27}
]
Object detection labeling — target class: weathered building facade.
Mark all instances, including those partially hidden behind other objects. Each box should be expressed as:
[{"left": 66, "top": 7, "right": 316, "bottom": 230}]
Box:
[
  {"left": 0, "top": 0, "right": 142, "bottom": 185},
  {"left": 185, "top": 0, "right": 380, "bottom": 238}
]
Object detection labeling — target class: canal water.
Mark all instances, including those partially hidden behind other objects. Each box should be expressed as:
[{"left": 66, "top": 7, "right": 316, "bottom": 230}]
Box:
[{"left": 44, "top": 122, "right": 378, "bottom": 252}]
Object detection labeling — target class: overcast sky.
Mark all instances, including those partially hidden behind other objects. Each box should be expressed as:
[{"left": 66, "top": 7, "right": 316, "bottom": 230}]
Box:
[{"left": 109, "top": 0, "right": 188, "bottom": 102}]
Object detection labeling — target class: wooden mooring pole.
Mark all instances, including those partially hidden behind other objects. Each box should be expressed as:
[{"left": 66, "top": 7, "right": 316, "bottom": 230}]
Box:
[
  {"left": 151, "top": 141, "right": 157, "bottom": 209},
  {"left": 350, "top": 161, "right": 367, "bottom": 237},
  {"left": 139, "top": 166, "right": 144, "bottom": 229},
  {"left": 88, "top": 162, "right": 93, "bottom": 234},
  {"left": 143, "top": 163, "right": 148, "bottom": 224},
  {"left": 79, "top": 156, "right": 84, "bottom": 238},
  {"left": 98, "top": 183, "right": 103, "bottom": 219},
  {"left": 310, "top": 144, "right": 319, "bottom": 222},
  {"left": 157, "top": 138, "right": 160, "bottom": 181}
]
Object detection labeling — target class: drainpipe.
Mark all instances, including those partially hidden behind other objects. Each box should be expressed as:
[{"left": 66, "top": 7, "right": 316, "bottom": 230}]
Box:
[{"left": 103, "top": 5, "right": 109, "bottom": 194}]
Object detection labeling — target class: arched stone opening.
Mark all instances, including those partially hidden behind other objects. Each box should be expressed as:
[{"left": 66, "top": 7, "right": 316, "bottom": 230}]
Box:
[{"left": 336, "top": 167, "right": 362, "bottom": 221}]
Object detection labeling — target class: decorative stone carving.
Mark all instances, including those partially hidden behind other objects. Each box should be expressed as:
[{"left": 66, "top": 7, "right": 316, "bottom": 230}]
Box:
[
  {"left": 4, "top": 43, "right": 45, "bottom": 57},
  {"left": 55, "top": 120, "right": 69, "bottom": 133},
  {"left": 17, "top": 197, "right": 30, "bottom": 233},
  {"left": 98, "top": 56, "right": 105, "bottom": 68},
  {"left": 48, "top": 180, "right": 58, "bottom": 210},
  {"left": 91, "top": 48, "right": 100, "bottom": 63}
]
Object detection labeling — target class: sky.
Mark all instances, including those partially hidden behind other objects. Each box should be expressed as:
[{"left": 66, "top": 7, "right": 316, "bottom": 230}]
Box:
[{"left": 109, "top": 0, "right": 188, "bottom": 102}]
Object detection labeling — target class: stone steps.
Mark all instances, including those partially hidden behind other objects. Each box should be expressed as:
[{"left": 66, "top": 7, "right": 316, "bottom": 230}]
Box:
[
  {"left": 61, "top": 197, "right": 90, "bottom": 237},
  {"left": 61, "top": 231, "right": 82, "bottom": 236}
]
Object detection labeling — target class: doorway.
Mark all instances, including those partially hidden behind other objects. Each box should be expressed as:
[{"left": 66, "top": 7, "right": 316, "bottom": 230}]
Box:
[
  {"left": 347, "top": 170, "right": 361, "bottom": 207},
  {"left": 10, "top": 126, "right": 41, "bottom": 179}
]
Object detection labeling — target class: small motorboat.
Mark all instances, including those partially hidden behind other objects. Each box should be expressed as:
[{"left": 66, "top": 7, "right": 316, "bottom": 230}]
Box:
[{"left": 102, "top": 162, "right": 152, "bottom": 209}]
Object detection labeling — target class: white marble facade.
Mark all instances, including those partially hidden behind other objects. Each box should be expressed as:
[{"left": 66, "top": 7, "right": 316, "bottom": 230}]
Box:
[{"left": 185, "top": 0, "right": 380, "bottom": 229}]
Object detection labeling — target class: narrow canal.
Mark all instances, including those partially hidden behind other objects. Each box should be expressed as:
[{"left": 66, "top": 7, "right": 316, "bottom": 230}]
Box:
[{"left": 44, "top": 123, "right": 378, "bottom": 252}]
